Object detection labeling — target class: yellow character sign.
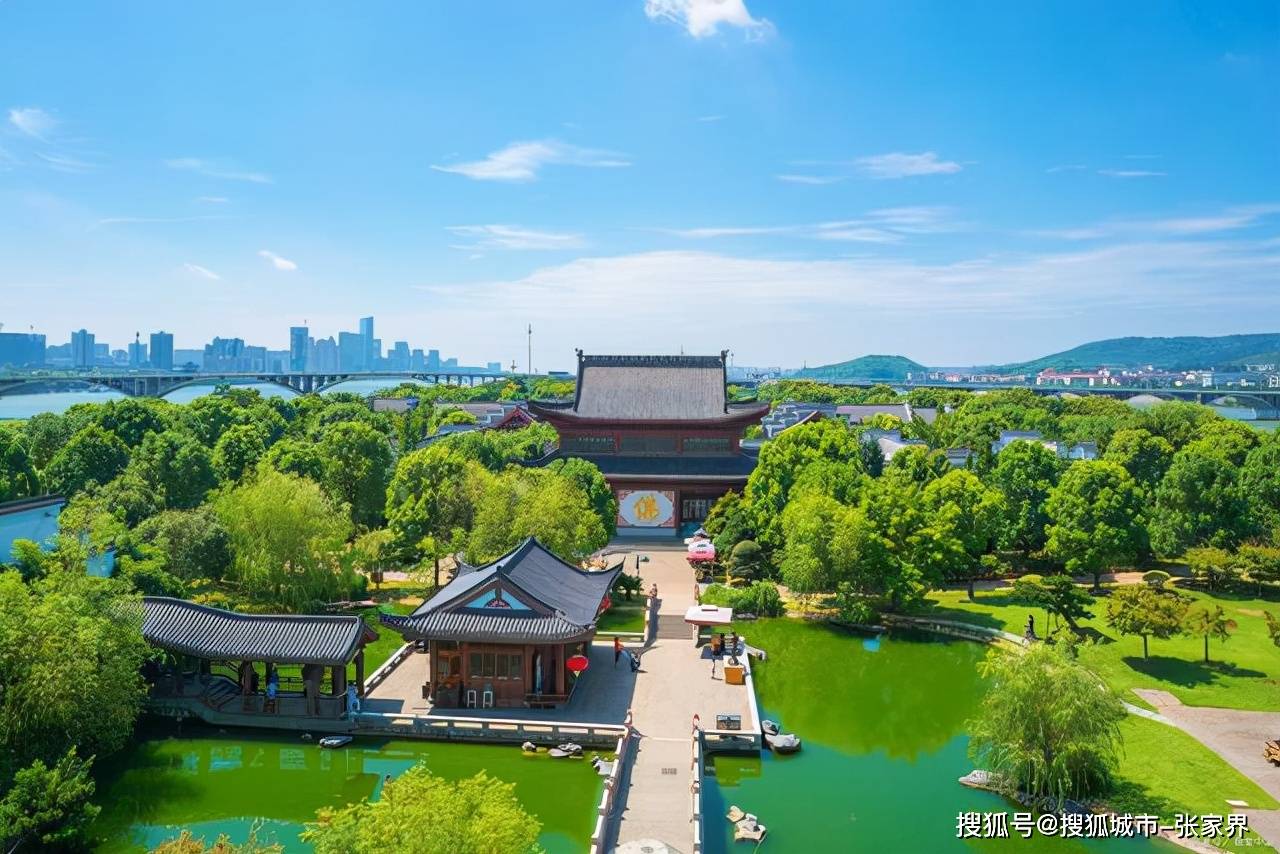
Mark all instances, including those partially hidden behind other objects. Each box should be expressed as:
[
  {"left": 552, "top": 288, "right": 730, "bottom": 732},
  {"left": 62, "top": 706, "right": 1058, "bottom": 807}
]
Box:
[{"left": 617, "top": 490, "right": 676, "bottom": 528}]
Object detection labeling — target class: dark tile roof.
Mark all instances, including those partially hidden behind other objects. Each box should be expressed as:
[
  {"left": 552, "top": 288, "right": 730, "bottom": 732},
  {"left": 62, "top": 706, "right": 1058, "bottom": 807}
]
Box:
[
  {"left": 532, "top": 450, "right": 759, "bottom": 480},
  {"left": 0, "top": 495, "right": 65, "bottom": 517},
  {"left": 572, "top": 352, "right": 729, "bottom": 420},
  {"left": 382, "top": 538, "right": 622, "bottom": 644},
  {"left": 139, "top": 597, "right": 375, "bottom": 666}
]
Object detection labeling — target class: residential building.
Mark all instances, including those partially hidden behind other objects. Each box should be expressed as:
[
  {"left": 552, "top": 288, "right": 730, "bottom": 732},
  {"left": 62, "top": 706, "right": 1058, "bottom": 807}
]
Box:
[
  {"left": 359, "top": 316, "right": 374, "bottom": 370},
  {"left": 289, "top": 326, "right": 309, "bottom": 372},
  {"left": 0, "top": 332, "right": 46, "bottom": 369},
  {"left": 312, "top": 336, "right": 339, "bottom": 372},
  {"left": 128, "top": 334, "right": 147, "bottom": 368},
  {"left": 427, "top": 349, "right": 441, "bottom": 371},
  {"left": 150, "top": 331, "right": 174, "bottom": 371},
  {"left": 410, "top": 348, "right": 426, "bottom": 370},
  {"left": 991, "top": 430, "right": 1098, "bottom": 460},
  {"left": 71, "top": 329, "right": 95, "bottom": 369},
  {"left": 338, "top": 332, "right": 364, "bottom": 371},
  {"left": 391, "top": 341, "right": 410, "bottom": 371},
  {"left": 203, "top": 337, "right": 248, "bottom": 371}
]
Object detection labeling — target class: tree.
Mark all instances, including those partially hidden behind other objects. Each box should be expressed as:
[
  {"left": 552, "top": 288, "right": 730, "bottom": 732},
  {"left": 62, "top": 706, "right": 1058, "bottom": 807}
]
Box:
[
  {"left": 0, "top": 749, "right": 100, "bottom": 851},
  {"left": 264, "top": 437, "right": 327, "bottom": 482},
  {"left": 151, "top": 830, "right": 283, "bottom": 854},
  {"left": 1265, "top": 611, "right": 1280, "bottom": 648},
  {"left": 212, "top": 423, "right": 269, "bottom": 483},
  {"left": 988, "top": 439, "right": 1060, "bottom": 553},
  {"left": 0, "top": 428, "right": 40, "bottom": 501},
  {"left": 0, "top": 571, "right": 149, "bottom": 784},
  {"left": 349, "top": 528, "right": 396, "bottom": 589},
  {"left": 320, "top": 421, "right": 394, "bottom": 527},
  {"left": 44, "top": 425, "right": 130, "bottom": 496},
  {"left": 92, "top": 397, "right": 172, "bottom": 447},
  {"left": 133, "top": 507, "right": 233, "bottom": 581},
  {"left": 921, "top": 469, "right": 1005, "bottom": 598},
  {"left": 1184, "top": 604, "right": 1236, "bottom": 663},
  {"left": 1150, "top": 447, "right": 1253, "bottom": 556},
  {"left": 1102, "top": 428, "right": 1173, "bottom": 490},
  {"left": 467, "top": 468, "right": 607, "bottom": 564},
  {"left": 386, "top": 446, "right": 477, "bottom": 562},
  {"left": 1183, "top": 546, "right": 1238, "bottom": 592},
  {"left": 704, "top": 490, "right": 754, "bottom": 556},
  {"left": 1043, "top": 461, "right": 1146, "bottom": 591},
  {"left": 1011, "top": 574, "right": 1093, "bottom": 632},
  {"left": 728, "top": 539, "right": 766, "bottom": 583},
  {"left": 1105, "top": 585, "right": 1188, "bottom": 658},
  {"left": 967, "top": 644, "right": 1126, "bottom": 802},
  {"left": 302, "top": 767, "right": 541, "bottom": 854},
  {"left": 129, "top": 429, "right": 217, "bottom": 510},
  {"left": 1240, "top": 434, "right": 1280, "bottom": 538},
  {"left": 21, "top": 411, "right": 77, "bottom": 470},
  {"left": 1234, "top": 544, "right": 1280, "bottom": 597},
  {"left": 545, "top": 456, "right": 618, "bottom": 540},
  {"left": 212, "top": 467, "right": 356, "bottom": 611}
]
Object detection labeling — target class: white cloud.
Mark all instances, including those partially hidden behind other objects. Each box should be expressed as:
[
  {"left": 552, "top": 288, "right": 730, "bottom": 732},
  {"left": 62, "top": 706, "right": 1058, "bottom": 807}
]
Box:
[
  {"left": 35, "top": 152, "right": 95, "bottom": 173},
  {"left": 659, "top": 207, "right": 956, "bottom": 242},
  {"left": 166, "top": 157, "right": 272, "bottom": 183},
  {"left": 196, "top": 196, "right": 229, "bottom": 204},
  {"left": 775, "top": 174, "right": 845, "bottom": 185},
  {"left": 445, "top": 224, "right": 586, "bottom": 250},
  {"left": 1046, "top": 164, "right": 1089, "bottom": 173},
  {"left": 644, "top": 0, "right": 774, "bottom": 40},
  {"left": 431, "top": 140, "right": 629, "bottom": 182},
  {"left": 91, "top": 214, "right": 227, "bottom": 229},
  {"left": 854, "top": 151, "right": 962, "bottom": 179},
  {"left": 183, "top": 263, "right": 221, "bottom": 280},
  {"left": 257, "top": 250, "right": 298, "bottom": 271},
  {"left": 1097, "top": 169, "right": 1166, "bottom": 178},
  {"left": 8, "top": 107, "right": 57, "bottom": 139},
  {"left": 1034, "top": 204, "right": 1280, "bottom": 241},
  {"left": 697, "top": 114, "right": 726, "bottom": 123}
]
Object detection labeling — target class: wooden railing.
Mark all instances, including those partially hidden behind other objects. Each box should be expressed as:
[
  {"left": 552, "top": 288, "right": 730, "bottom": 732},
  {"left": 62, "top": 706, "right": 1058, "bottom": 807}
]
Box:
[
  {"left": 881, "top": 613, "right": 1028, "bottom": 647},
  {"left": 363, "top": 642, "right": 412, "bottom": 693},
  {"left": 691, "top": 720, "right": 706, "bottom": 854}
]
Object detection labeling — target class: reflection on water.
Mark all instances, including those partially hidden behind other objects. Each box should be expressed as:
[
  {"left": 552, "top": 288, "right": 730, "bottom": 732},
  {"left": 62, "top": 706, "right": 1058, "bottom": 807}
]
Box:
[
  {"left": 91, "top": 726, "right": 603, "bottom": 853},
  {"left": 703, "top": 621, "right": 1169, "bottom": 852}
]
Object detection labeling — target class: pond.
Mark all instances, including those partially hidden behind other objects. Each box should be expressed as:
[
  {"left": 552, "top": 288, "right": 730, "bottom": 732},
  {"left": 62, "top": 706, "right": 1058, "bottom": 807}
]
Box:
[
  {"left": 702, "top": 620, "right": 1172, "bottom": 852},
  {"left": 90, "top": 724, "right": 604, "bottom": 853}
]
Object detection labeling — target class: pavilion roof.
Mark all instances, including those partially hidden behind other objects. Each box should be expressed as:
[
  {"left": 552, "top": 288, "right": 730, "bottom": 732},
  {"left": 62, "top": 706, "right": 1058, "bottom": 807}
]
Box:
[
  {"left": 139, "top": 597, "right": 376, "bottom": 666},
  {"left": 568, "top": 352, "right": 732, "bottom": 421}
]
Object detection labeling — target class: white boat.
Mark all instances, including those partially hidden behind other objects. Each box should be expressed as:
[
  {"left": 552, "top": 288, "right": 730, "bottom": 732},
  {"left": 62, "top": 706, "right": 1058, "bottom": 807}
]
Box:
[
  {"left": 318, "top": 735, "right": 353, "bottom": 749},
  {"left": 761, "top": 720, "right": 801, "bottom": 754}
]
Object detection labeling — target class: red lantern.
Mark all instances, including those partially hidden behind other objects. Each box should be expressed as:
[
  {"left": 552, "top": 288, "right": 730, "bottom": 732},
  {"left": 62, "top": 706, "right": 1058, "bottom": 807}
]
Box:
[{"left": 566, "top": 654, "right": 590, "bottom": 674}]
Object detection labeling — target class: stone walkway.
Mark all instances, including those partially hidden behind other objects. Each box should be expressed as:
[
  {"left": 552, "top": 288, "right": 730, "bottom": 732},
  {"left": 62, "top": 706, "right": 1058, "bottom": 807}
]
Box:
[
  {"left": 1133, "top": 689, "right": 1280, "bottom": 847},
  {"left": 609, "top": 545, "right": 752, "bottom": 853}
]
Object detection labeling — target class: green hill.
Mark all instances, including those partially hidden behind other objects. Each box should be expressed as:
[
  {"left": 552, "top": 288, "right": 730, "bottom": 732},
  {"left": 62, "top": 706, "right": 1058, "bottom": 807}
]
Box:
[
  {"left": 993, "top": 334, "right": 1280, "bottom": 372},
  {"left": 795, "top": 354, "right": 927, "bottom": 381}
]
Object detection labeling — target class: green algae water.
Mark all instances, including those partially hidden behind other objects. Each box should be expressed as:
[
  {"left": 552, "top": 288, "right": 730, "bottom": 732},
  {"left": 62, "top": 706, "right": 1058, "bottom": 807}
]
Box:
[
  {"left": 703, "top": 621, "right": 1172, "bottom": 853},
  {"left": 90, "top": 725, "right": 603, "bottom": 853}
]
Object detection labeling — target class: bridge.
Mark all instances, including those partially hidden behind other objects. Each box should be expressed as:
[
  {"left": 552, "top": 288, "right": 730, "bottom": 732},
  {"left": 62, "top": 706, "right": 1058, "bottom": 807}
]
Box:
[{"left": 0, "top": 370, "right": 511, "bottom": 399}]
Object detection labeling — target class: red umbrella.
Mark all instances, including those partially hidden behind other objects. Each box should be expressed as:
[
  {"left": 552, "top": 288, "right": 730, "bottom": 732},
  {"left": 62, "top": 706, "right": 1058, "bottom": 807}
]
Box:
[{"left": 566, "top": 654, "right": 590, "bottom": 674}]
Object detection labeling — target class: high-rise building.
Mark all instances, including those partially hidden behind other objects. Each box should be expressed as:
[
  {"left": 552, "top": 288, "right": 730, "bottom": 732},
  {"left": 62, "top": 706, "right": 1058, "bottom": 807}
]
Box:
[
  {"left": 150, "top": 331, "right": 174, "bottom": 371},
  {"left": 289, "top": 326, "right": 309, "bottom": 372},
  {"left": 312, "top": 336, "right": 339, "bottom": 372},
  {"left": 371, "top": 338, "right": 383, "bottom": 370},
  {"left": 338, "top": 331, "right": 364, "bottom": 372},
  {"left": 426, "top": 349, "right": 441, "bottom": 371},
  {"left": 391, "top": 341, "right": 410, "bottom": 371},
  {"left": 359, "top": 316, "right": 374, "bottom": 371},
  {"left": 487, "top": 362, "right": 502, "bottom": 373},
  {"left": 410, "top": 348, "right": 426, "bottom": 371},
  {"left": 203, "top": 337, "right": 247, "bottom": 371},
  {"left": 71, "top": 329, "right": 95, "bottom": 369},
  {"left": 128, "top": 333, "right": 148, "bottom": 368},
  {"left": 0, "top": 332, "right": 46, "bottom": 369}
]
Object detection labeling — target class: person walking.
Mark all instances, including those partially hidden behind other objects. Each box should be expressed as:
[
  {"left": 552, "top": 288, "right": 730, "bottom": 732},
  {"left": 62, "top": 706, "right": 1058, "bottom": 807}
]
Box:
[
  {"left": 613, "top": 635, "right": 623, "bottom": 667},
  {"left": 710, "top": 650, "right": 718, "bottom": 679}
]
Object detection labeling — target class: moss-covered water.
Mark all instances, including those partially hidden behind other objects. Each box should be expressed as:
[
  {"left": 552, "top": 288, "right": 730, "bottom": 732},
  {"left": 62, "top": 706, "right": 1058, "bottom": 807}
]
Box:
[
  {"left": 703, "top": 621, "right": 1172, "bottom": 852},
  {"left": 90, "top": 725, "right": 604, "bottom": 853}
]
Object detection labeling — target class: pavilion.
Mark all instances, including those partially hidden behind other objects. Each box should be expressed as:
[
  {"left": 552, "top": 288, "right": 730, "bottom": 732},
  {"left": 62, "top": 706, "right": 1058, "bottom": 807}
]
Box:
[
  {"left": 379, "top": 537, "right": 622, "bottom": 709},
  {"left": 140, "top": 596, "right": 378, "bottom": 718},
  {"left": 529, "top": 351, "right": 769, "bottom": 536}
]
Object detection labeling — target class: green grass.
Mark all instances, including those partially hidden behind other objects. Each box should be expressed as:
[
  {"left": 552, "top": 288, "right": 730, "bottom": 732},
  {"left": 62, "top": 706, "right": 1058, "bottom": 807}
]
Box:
[
  {"left": 1110, "top": 716, "right": 1277, "bottom": 850},
  {"left": 597, "top": 598, "right": 645, "bottom": 633},
  {"left": 917, "top": 584, "right": 1280, "bottom": 711}
]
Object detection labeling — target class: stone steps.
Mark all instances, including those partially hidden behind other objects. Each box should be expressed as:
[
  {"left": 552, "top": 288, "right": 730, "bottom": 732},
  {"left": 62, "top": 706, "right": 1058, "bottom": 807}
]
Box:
[{"left": 655, "top": 614, "right": 689, "bottom": 640}]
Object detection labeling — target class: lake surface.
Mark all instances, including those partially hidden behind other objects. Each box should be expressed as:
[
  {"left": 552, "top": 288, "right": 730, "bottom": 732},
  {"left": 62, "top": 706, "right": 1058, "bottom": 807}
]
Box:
[
  {"left": 702, "top": 621, "right": 1169, "bottom": 852},
  {"left": 90, "top": 725, "right": 604, "bottom": 853}
]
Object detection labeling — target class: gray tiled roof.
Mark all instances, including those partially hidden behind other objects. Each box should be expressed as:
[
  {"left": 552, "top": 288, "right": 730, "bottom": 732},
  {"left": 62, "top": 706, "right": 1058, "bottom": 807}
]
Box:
[
  {"left": 574, "top": 354, "right": 728, "bottom": 420},
  {"left": 533, "top": 450, "right": 758, "bottom": 480},
  {"left": 382, "top": 538, "right": 622, "bottom": 644},
  {"left": 140, "top": 597, "right": 374, "bottom": 666}
]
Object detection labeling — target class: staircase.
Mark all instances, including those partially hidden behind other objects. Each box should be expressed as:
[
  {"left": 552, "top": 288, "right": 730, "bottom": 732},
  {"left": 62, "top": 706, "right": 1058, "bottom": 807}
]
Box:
[
  {"left": 656, "top": 614, "right": 689, "bottom": 641},
  {"left": 202, "top": 677, "right": 239, "bottom": 710}
]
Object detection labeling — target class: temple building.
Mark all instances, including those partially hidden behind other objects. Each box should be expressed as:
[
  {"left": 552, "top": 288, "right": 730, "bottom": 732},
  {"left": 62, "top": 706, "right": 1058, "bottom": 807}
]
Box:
[
  {"left": 530, "top": 352, "right": 768, "bottom": 536},
  {"left": 380, "top": 537, "right": 621, "bottom": 709}
]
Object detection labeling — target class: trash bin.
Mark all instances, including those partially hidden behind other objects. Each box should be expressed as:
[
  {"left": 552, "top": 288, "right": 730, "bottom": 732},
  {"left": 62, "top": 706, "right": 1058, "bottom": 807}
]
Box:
[{"left": 724, "top": 663, "right": 745, "bottom": 685}]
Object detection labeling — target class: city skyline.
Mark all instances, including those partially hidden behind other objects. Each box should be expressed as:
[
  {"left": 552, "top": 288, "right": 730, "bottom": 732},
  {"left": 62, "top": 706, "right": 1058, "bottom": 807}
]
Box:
[{"left": 2, "top": 2, "right": 1278, "bottom": 368}]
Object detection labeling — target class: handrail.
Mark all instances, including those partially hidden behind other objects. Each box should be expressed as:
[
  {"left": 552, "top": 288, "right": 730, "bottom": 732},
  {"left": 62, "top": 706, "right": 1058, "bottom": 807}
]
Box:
[
  {"left": 588, "top": 708, "right": 634, "bottom": 854},
  {"left": 363, "top": 641, "right": 412, "bottom": 693},
  {"left": 691, "top": 721, "right": 705, "bottom": 854}
]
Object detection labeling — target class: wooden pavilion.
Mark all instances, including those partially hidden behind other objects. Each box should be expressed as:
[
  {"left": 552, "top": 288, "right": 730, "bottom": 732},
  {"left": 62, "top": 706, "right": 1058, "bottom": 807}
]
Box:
[
  {"left": 529, "top": 352, "right": 769, "bottom": 536},
  {"left": 140, "top": 596, "right": 378, "bottom": 718},
  {"left": 380, "top": 537, "right": 622, "bottom": 709}
]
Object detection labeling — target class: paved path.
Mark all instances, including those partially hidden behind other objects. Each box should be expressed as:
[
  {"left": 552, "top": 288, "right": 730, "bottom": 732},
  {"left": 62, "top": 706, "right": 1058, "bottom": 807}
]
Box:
[
  {"left": 609, "top": 545, "right": 751, "bottom": 853},
  {"left": 1133, "top": 689, "right": 1280, "bottom": 847}
]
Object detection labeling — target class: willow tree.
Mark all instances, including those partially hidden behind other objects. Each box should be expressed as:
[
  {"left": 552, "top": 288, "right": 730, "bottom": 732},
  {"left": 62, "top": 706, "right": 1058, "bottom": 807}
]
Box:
[{"left": 967, "top": 644, "right": 1126, "bottom": 803}]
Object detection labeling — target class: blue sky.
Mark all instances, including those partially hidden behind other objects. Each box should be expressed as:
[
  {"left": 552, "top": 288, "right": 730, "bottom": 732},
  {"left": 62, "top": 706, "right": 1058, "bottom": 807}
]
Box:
[{"left": 2, "top": 0, "right": 1277, "bottom": 369}]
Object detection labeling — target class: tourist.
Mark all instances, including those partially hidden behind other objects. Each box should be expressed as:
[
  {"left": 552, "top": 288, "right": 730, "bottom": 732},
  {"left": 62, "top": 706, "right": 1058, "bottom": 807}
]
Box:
[
  {"left": 710, "top": 651, "right": 718, "bottom": 679},
  {"left": 729, "top": 631, "right": 740, "bottom": 662},
  {"left": 613, "top": 635, "right": 623, "bottom": 667},
  {"left": 346, "top": 683, "right": 361, "bottom": 718}
]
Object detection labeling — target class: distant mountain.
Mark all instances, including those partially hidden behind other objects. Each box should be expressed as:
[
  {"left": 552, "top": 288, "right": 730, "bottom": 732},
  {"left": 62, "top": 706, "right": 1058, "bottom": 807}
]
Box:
[
  {"left": 795, "top": 354, "right": 928, "bottom": 381},
  {"left": 993, "top": 334, "right": 1280, "bottom": 373}
]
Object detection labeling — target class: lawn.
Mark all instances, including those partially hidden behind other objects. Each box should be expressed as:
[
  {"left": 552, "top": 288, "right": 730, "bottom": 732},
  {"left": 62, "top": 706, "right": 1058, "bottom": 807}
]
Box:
[
  {"left": 1110, "top": 715, "right": 1277, "bottom": 848},
  {"left": 597, "top": 598, "right": 646, "bottom": 633},
  {"left": 917, "top": 584, "right": 1280, "bottom": 712}
]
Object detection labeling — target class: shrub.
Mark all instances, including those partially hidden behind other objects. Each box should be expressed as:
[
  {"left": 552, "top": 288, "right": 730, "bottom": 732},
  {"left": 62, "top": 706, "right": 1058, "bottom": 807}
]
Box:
[
  {"left": 1141, "top": 570, "right": 1171, "bottom": 590},
  {"left": 701, "top": 580, "right": 784, "bottom": 617}
]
